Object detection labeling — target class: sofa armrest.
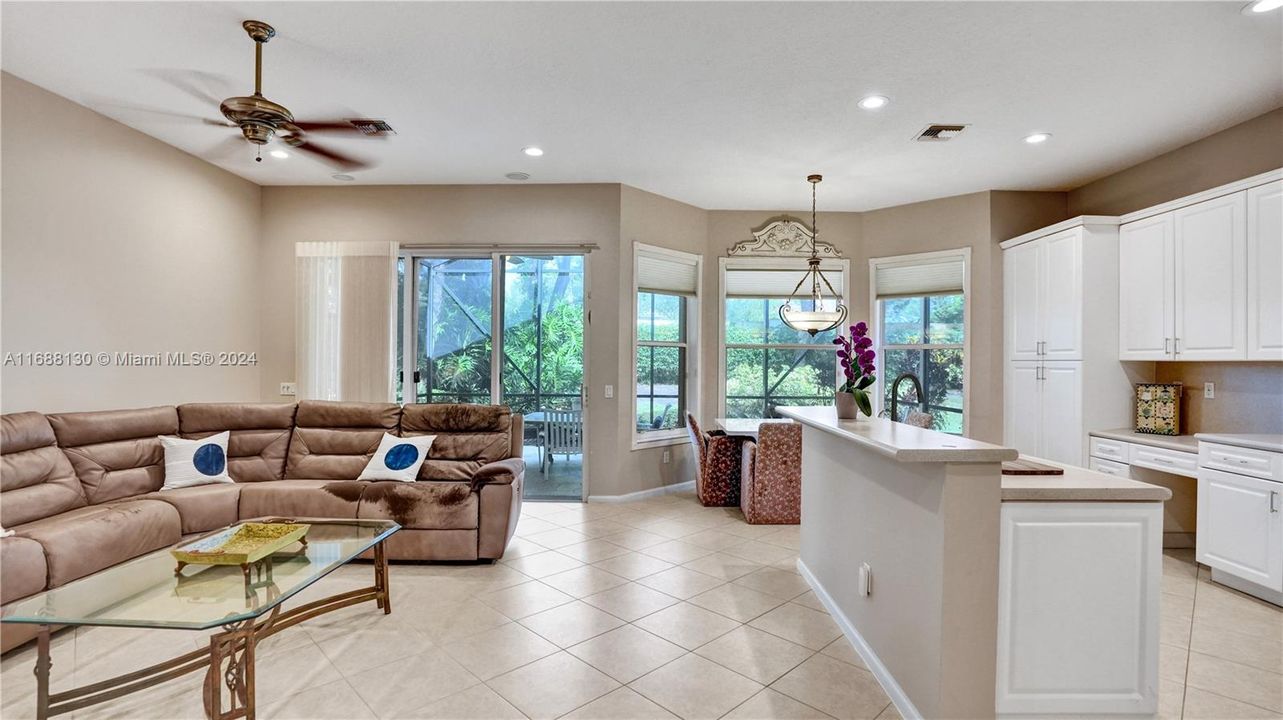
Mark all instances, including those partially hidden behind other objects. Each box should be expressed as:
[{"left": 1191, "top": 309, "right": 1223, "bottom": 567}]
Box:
[{"left": 471, "top": 457, "right": 525, "bottom": 491}]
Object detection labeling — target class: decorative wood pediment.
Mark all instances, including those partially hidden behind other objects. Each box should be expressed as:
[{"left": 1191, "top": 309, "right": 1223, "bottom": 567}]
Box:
[{"left": 728, "top": 217, "right": 841, "bottom": 258}]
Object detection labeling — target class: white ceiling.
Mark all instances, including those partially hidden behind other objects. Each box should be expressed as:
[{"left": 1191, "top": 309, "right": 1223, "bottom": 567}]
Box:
[{"left": 3, "top": 2, "right": 1281, "bottom": 211}]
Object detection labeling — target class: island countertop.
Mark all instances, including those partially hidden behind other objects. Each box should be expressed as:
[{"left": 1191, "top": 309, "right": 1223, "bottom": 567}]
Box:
[
  {"left": 775, "top": 405, "right": 1018, "bottom": 463},
  {"left": 1001, "top": 456, "right": 1173, "bottom": 502}
]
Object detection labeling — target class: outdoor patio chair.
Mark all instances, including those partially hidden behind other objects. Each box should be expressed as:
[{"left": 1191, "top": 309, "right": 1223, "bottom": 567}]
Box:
[{"left": 542, "top": 409, "right": 583, "bottom": 473}]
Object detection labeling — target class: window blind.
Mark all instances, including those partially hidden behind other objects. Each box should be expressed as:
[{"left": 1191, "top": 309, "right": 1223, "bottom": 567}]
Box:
[
  {"left": 637, "top": 250, "right": 699, "bottom": 296},
  {"left": 724, "top": 263, "right": 845, "bottom": 298},
  {"left": 874, "top": 258, "right": 964, "bottom": 298}
]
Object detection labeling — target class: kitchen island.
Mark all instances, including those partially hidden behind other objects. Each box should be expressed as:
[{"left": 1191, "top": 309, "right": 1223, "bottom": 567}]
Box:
[{"left": 776, "top": 406, "right": 1170, "bottom": 719}]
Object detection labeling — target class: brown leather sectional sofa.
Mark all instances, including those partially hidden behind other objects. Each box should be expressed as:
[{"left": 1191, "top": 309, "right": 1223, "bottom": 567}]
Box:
[{"left": 0, "top": 400, "right": 525, "bottom": 653}]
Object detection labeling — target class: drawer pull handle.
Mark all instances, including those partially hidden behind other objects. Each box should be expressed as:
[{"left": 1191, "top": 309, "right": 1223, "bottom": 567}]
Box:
[
  {"left": 1154, "top": 457, "right": 1172, "bottom": 464},
  {"left": 1238, "top": 459, "right": 1249, "bottom": 464},
  {"left": 1272, "top": 491, "right": 1279, "bottom": 514}
]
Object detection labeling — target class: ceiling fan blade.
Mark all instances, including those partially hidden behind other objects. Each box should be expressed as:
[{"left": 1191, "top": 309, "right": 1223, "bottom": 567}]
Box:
[
  {"left": 292, "top": 140, "right": 371, "bottom": 171},
  {"left": 138, "top": 69, "right": 235, "bottom": 107},
  {"left": 92, "top": 100, "right": 233, "bottom": 127},
  {"left": 290, "top": 120, "right": 362, "bottom": 133}
]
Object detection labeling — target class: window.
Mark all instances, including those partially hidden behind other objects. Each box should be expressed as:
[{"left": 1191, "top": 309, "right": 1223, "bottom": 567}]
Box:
[
  {"left": 721, "top": 261, "right": 846, "bottom": 418},
  {"left": 871, "top": 250, "right": 969, "bottom": 435},
  {"left": 634, "top": 244, "right": 700, "bottom": 445},
  {"left": 637, "top": 292, "right": 687, "bottom": 432}
]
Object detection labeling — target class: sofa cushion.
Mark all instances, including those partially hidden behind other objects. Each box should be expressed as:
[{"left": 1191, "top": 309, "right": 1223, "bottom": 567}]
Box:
[
  {"left": 178, "top": 403, "right": 296, "bottom": 482},
  {"left": 11, "top": 499, "right": 181, "bottom": 587},
  {"left": 400, "top": 404, "right": 514, "bottom": 481},
  {"left": 285, "top": 401, "right": 400, "bottom": 480},
  {"left": 355, "top": 481, "right": 478, "bottom": 530},
  {"left": 1, "top": 536, "right": 48, "bottom": 604},
  {"left": 1, "top": 412, "right": 87, "bottom": 527},
  {"left": 238, "top": 479, "right": 363, "bottom": 520},
  {"left": 140, "top": 484, "right": 242, "bottom": 534},
  {"left": 47, "top": 406, "right": 178, "bottom": 504}
]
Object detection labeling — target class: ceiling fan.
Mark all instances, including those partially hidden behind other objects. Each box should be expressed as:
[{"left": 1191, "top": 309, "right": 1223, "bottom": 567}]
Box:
[{"left": 204, "top": 20, "right": 389, "bottom": 171}]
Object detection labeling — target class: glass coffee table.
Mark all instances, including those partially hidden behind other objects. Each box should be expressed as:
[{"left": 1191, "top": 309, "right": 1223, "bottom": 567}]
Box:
[{"left": 1, "top": 518, "right": 399, "bottom": 720}]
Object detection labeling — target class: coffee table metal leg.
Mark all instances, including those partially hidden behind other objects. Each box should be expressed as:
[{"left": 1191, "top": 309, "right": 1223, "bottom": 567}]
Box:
[
  {"left": 204, "top": 621, "right": 255, "bottom": 720},
  {"left": 374, "top": 541, "right": 390, "bottom": 614},
  {"left": 35, "top": 626, "right": 51, "bottom": 720}
]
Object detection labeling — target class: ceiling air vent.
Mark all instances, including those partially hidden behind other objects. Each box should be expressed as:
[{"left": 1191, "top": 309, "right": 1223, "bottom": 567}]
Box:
[
  {"left": 915, "top": 124, "right": 968, "bottom": 142},
  {"left": 348, "top": 119, "right": 396, "bottom": 136}
]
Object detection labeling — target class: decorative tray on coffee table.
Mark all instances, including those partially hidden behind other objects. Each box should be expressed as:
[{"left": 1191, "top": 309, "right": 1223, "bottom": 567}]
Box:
[{"left": 171, "top": 522, "right": 310, "bottom": 572}]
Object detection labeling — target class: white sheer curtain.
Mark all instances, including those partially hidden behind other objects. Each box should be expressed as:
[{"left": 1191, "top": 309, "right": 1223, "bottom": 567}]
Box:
[{"left": 295, "top": 241, "right": 398, "bottom": 402}]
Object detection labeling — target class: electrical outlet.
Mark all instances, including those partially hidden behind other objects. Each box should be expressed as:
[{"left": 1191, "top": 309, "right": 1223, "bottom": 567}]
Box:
[
  {"left": 1204, "top": 382, "right": 1215, "bottom": 399},
  {"left": 662, "top": 450, "right": 671, "bottom": 464},
  {"left": 604, "top": 384, "right": 614, "bottom": 399},
  {"left": 279, "top": 382, "right": 296, "bottom": 396}
]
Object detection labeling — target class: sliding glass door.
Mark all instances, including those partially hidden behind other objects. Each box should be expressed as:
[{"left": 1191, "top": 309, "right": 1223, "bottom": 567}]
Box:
[
  {"left": 398, "top": 253, "right": 586, "bottom": 500},
  {"left": 410, "top": 258, "right": 493, "bottom": 404}
]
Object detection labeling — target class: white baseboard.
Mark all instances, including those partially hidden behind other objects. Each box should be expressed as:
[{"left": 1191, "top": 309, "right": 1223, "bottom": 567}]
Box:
[
  {"left": 796, "top": 558, "right": 922, "bottom": 720},
  {"left": 587, "top": 480, "right": 694, "bottom": 504}
]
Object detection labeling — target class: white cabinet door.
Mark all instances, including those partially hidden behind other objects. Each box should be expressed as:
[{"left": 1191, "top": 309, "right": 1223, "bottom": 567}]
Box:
[
  {"left": 997, "top": 502, "right": 1161, "bottom": 715},
  {"left": 1174, "top": 193, "right": 1247, "bottom": 360},
  {"left": 1006, "top": 241, "right": 1043, "bottom": 361},
  {"left": 1040, "top": 362, "right": 1084, "bottom": 466},
  {"left": 1118, "top": 215, "right": 1174, "bottom": 360},
  {"left": 1247, "top": 182, "right": 1283, "bottom": 360},
  {"left": 1041, "top": 230, "right": 1083, "bottom": 360},
  {"left": 1197, "top": 468, "right": 1283, "bottom": 592},
  {"left": 1005, "top": 362, "right": 1042, "bottom": 457}
]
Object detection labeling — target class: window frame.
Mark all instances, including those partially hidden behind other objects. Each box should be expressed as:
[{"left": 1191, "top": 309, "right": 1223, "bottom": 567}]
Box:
[
  {"left": 717, "top": 256, "right": 851, "bottom": 418},
  {"left": 868, "top": 248, "right": 971, "bottom": 436},
  {"left": 632, "top": 243, "right": 701, "bottom": 450}
]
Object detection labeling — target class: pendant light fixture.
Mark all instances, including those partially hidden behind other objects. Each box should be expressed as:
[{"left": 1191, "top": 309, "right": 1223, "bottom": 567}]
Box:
[{"left": 778, "top": 174, "right": 848, "bottom": 335}]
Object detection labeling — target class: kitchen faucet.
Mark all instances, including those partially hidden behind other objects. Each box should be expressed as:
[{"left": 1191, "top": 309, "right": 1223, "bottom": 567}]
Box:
[{"left": 889, "top": 372, "right": 925, "bottom": 424}]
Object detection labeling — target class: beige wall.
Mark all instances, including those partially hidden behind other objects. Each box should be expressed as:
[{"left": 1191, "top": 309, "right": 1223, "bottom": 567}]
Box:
[
  {"left": 617, "top": 186, "right": 710, "bottom": 494},
  {"left": 0, "top": 73, "right": 263, "bottom": 413},
  {"left": 1068, "top": 107, "right": 1283, "bottom": 217}
]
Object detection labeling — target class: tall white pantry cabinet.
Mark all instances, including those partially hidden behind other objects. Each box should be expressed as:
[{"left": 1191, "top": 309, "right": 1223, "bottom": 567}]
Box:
[{"left": 1002, "top": 218, "right": 1135, "bottom": 466}]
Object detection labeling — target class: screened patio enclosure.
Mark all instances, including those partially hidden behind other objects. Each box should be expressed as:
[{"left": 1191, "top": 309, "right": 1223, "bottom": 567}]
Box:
[{"left": 397, "top": 254, "right": 585, "bottom": 500}]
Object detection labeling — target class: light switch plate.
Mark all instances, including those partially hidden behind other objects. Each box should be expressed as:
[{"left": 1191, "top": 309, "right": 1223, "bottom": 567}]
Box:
[
  {"left": 279, "top": 382, "right": 297, "bottom": 396},
  {"left": 604, "top": 384, "right": 614, "bottom": 399},
  {"left": 1204, "top": 382, "right": 1215, "bottom": 399}
]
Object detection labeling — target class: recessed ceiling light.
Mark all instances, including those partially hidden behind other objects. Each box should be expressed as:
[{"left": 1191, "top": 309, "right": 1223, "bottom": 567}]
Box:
[
  {"left": 857, "top": 95, "right": 889, "bottom": 110},
  {"left": 522, "top": 147, "right": 544, "bottom": 157},
  {"left": 505, "top": 172, "right": 531, "bottom": 181},
  {"left": 331, "top": 173, "right": 355, "bottom": 181},
  {"left": 1024, "top": 132, "right": 1052, "bottom": 144},
  {"left": 270, "top": 149, "right": 289, "bottom": 159},
  {"left": 1244, "top": 0, "right": 1283, "bottom": 13}
]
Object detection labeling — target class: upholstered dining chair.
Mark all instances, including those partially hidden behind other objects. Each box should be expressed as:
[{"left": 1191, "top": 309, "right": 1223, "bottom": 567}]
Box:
[
  {"left": 739, "top": 421, "right": 802, "bottom": 524},
  {"left": 686, "top": 413, "right": 745, "bottom": 507}
]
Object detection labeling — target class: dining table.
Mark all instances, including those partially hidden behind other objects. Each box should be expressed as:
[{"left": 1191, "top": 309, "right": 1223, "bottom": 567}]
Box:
[{"left": 714, "top": 417, "right": 795, "bottom": 440}]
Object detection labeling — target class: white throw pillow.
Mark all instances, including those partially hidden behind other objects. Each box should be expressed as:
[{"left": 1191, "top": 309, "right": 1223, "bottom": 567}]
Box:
[
  {"left": 358, "top": 433, "right": 435, "bottom": 482},
  {"left": 160, "top": 432, "right": 234, "bottom": 490}
]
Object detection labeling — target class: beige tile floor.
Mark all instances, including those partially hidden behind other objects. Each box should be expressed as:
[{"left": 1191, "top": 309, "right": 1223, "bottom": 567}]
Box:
[{"left": 1, "top": 493, "right": 1279, "bottom": 719}]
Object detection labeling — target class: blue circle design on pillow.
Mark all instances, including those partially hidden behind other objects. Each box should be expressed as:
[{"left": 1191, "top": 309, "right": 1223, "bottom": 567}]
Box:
[
  {"left": 192, "top": 444, "right": 226, "bottom": 476},
  {"left": 384, "top": 443, "right": 419, "bottom": 471}
]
